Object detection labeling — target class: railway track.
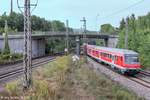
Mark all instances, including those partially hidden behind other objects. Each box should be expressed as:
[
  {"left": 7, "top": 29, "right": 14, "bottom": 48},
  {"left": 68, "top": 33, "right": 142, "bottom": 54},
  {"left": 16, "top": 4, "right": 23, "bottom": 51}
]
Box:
[
  {"left": 0, "top": 56, "right": 52, "bottom": 74},
  {"left": 139, "top": 70, "right": 150, "bottom": 77},
  {"left": 0, "top": 57, "right": 55, "bottom": 82},
  {"left": 128, "top": 76, "right": 150, "bottom": 89},
  {"left": 129, "top": 70, "right": 150, "bottom": 89},
  {"left": 0, "top": 49, "right": 76, "bottom": 83}
]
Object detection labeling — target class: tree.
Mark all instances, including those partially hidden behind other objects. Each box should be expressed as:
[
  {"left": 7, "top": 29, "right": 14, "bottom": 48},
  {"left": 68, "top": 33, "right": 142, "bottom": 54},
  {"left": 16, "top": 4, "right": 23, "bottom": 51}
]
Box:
[
  {"left": 3, "top": 20, "right": 10, "bottom": 54},
  {"left": 100, "top": 24, "right": 116, "bottom": 34},
  {"left": 118, "top": 12, "right": 150, "bottom": 68},
  {"left": 0, "top": 12, "right": 66, "bottom": 32},
  {"left": 119, "top": 18, "right": 126, "bottom": 30},
  {"left": 51, "top": 20, "right": 66, "bottom": 32}
]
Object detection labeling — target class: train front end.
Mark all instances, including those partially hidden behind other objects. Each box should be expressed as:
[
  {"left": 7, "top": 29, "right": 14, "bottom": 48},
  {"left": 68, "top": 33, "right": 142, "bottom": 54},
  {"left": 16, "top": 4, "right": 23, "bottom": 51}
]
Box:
[{"left": 123, "top": 54, "right": 141, "bottom": 75}]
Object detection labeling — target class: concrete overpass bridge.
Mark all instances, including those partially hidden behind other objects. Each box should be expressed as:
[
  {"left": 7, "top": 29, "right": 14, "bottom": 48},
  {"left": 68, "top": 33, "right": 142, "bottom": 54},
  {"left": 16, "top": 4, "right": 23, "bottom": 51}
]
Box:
[{"left": 0, "top": 32, "right": 118, "bottom": 57}]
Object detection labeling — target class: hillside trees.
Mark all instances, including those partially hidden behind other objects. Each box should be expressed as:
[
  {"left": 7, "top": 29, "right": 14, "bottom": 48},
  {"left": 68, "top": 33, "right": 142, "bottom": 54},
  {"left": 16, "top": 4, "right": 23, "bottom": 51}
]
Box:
[
  {"left": 118, "top": 13, "right": 150, "bottom": 68},
  {"left": 0, "top": 12, "right": 66, "bottom": 33}
]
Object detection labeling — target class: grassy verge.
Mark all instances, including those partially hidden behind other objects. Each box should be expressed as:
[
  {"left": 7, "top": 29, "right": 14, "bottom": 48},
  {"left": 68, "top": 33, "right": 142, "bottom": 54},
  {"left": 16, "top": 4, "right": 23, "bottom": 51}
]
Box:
[
  {"left": 0, "top": 55, "right": 144, "bottom": 100},
  {"left": 75, "top": 65, "right": 144, "bottom": 100}
]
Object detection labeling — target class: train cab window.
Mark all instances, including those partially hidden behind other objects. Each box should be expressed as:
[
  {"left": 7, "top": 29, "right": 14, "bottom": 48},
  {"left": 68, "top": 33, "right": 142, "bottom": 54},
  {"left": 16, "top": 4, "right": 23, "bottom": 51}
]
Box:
[{"left": 125, "top": 54, "right": 140, "bottom": 64}]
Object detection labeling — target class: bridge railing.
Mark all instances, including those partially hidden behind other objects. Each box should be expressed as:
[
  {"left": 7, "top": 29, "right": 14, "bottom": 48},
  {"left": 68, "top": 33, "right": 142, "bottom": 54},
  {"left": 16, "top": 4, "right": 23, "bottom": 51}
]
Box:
[{"left": 8, "top": 31, "right": 111, "bottom": 35}]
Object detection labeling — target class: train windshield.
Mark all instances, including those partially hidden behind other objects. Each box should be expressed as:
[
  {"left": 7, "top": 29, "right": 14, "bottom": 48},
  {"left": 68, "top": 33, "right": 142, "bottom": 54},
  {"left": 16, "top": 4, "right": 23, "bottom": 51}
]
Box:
[{"left": 125, "top": 54, "right": 139, "bottom": 64}]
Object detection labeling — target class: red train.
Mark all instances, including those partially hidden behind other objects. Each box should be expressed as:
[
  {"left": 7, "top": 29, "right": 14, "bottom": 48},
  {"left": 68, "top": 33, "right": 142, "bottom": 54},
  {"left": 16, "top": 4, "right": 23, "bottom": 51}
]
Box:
[{"left": 86, "top": 44, "right": 141, "bottom": 75}]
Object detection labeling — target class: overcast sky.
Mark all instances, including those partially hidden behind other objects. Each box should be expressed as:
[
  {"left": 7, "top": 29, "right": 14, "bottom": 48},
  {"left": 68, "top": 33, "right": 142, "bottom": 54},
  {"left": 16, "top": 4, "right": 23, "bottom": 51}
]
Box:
[{"left": 0, "top": 0, "right": 150, "bottom": 31}]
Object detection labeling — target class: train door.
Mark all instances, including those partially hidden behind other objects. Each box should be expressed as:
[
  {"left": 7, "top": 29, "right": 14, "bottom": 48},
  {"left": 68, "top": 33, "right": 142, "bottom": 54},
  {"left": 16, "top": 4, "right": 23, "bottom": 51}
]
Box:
[
  {"left": 95, "top": 51, "right": 99, "bottom": 58},
  {"left": 111, "top": 55, "right": 115, "bottom": 64},
  {"left": 111, "top": 55, "right": 115, "bottom": 69},
  {"left": 119, "top": 57, "right": 123, "bottom": 66}
]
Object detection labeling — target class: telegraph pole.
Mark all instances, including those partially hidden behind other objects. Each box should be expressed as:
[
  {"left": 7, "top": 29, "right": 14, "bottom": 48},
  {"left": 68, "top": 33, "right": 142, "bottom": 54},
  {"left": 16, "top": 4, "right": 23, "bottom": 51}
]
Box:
[
  {"left": 125, "top": 17, "right": 129, "bottom": 49},
  {"left": 80, "top": 17, "right": 87, "bottom": 62},
  {"left": 23, "top": 0, "right": 32, "bottom": 89},
  {"left": 65, "top": 20, "right": 69, "bottom": 55}
]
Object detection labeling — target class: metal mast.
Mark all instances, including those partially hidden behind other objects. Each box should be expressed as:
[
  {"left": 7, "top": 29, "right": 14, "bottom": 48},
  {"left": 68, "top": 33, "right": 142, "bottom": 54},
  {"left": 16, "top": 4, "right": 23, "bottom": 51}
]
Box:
[
  {"left": 23, "top": 0, "right": 32, "bottom": 89},
  {"left": 65, "top": 20, "right": 69, "bottom": 55},
  {"left": 80, "top": 17, "right": 87, "bottom": 62},
  {"left": 11, "top": 0, "right": 13, "bottom": 14},
  {"left": 125, "top": 17, "right": 129, "bottom": 49},
  {"left": 17, "top": 0, "right": 37, "bottom": 90},
  {"left": 80, "top": 17, "right": 87, "bottom": 43}
]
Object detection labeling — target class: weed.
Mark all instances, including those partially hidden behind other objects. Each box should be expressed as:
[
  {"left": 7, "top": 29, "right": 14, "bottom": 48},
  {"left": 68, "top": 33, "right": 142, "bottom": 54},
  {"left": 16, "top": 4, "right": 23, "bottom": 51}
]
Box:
[{"left": 5, "top": 81, "right": 19, "bottom": 96}]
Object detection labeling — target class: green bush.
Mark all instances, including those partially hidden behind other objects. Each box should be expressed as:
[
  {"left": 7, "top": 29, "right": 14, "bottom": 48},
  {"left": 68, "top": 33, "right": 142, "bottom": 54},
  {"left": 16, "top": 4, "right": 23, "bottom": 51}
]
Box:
[
  {"left": 1, "top": 54, "right": 10, "bottom": 60},
  {"left": 11, "top": 53, "right": 22, "bottom": 59},
  {"left": 0, "top": 53, "right": 22, "bottom": 63},
  {"left": 115, "top": 90, "right": 139, "bottom": 100}
]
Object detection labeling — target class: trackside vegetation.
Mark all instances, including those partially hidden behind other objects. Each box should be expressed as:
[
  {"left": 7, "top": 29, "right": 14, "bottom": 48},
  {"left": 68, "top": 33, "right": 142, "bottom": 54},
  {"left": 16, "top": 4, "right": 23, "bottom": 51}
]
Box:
[
  {"left": 118, "top": 13, "right": 150, "bottom": 69},
  {"left": 0, "top": 56, "right": 143, "bottom": 100},
  {"left": 0, "top": 19, "right": 22, "bottom": 64},
  {"left": 101, "top": 12, "right": 150, "bottom": 69}
]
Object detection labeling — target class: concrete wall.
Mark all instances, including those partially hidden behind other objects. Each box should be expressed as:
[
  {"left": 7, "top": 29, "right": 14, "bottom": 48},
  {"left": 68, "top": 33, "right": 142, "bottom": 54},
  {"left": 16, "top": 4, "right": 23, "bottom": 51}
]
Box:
[
  {"left": 0, "top": 38, "right": 46, "bottom": 58},
  {"left": 32, "top": 39, "right": 46, "bottom": 58},
  {"left": 107, "top": 37, "right": 118, "bottom": 48}
]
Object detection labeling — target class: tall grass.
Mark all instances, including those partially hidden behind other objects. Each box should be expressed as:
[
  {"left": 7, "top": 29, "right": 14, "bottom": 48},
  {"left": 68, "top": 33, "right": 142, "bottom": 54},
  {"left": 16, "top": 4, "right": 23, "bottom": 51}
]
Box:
[
  {"left": 2, "top": 56, "right": 71, "bottom": 99},
  {"left": 75, "top": 65, "right": 144, "bottom": 100}
]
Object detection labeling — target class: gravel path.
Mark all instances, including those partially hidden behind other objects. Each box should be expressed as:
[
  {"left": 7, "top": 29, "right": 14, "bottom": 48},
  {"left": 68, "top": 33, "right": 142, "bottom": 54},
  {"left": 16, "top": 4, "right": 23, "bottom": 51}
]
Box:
[{"left": 88, "top": 57, "right": 150, "bottom": 100}]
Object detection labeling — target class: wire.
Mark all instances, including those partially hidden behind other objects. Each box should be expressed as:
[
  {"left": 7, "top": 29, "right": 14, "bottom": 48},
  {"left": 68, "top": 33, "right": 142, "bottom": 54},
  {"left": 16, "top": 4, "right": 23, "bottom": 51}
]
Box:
[
  {"left": 17, "top": 0, "right": 24, "bottom": 14},
  {"left": 102, "top": 0, "right": 145, "bottom": 19},
  {"left": 31, "top": 0, "right": 38, "bottom": 13},
  {"left": 17, "top": 0, "right": 38, "bottom": 14}
]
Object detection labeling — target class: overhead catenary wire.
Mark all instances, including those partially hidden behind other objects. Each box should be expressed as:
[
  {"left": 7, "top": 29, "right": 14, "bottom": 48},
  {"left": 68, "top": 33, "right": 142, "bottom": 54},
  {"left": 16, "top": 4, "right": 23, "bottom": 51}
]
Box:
[
  {"left": 17, "top": 0, "right": 38, "bottom": 14},
  {"left": 101, "top": 0, "right": 145, "bottom": 19}
]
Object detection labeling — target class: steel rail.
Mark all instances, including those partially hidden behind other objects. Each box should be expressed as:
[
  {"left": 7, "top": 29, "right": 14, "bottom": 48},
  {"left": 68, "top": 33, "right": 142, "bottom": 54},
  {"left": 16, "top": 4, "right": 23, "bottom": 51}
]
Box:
[{"left": 0, "top": 57, "right": 55, "bottom": 81}]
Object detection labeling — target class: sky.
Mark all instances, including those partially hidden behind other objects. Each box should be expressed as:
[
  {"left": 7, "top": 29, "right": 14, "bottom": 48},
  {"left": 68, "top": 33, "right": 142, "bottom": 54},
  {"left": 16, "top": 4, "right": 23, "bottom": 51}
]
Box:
[{"left": 0, "top": 0, "right": 150, "bottom": 31}]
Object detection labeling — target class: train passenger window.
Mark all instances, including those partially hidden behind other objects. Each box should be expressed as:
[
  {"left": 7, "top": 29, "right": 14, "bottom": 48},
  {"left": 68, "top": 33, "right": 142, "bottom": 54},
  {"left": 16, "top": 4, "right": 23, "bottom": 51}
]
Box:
[
  {"left": 110, "top": 55, "right": 112, "bottom": 59},
  {"left": 109, "top": 54, "right": 111, "bottom": 58}
]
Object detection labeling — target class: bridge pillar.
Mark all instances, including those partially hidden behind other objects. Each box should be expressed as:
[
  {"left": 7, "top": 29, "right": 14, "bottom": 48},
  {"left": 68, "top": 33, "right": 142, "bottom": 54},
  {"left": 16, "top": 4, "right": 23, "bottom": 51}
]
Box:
[
  {"left": 104, "top": 38, "right": 108, "bottom": 47},
  {"left": 76, "top": 36, "right": 80, "bottom": 56}
]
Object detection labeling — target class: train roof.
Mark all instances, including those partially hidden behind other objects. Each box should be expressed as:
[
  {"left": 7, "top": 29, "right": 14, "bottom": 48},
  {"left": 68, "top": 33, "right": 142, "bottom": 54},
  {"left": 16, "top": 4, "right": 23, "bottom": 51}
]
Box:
[{"left": 88, "top": 45, "right": 138, "bottom": 55}]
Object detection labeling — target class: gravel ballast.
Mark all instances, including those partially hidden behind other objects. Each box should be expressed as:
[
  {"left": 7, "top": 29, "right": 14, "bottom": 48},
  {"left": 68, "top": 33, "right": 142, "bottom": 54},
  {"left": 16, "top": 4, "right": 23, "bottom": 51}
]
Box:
[{"left": 87, "top": 57, "right": 150, "bottom": 100}]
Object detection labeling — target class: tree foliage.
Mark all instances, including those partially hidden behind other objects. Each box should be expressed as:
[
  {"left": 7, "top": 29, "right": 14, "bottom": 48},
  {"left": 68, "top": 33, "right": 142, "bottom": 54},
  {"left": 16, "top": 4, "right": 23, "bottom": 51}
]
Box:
[
  {"left": 0, "top": 12, "right": 66, "bottom": 33},
  {"left": 100, "top": 24, "right": 116, "bottom": 34},
  {"left": 118, "top": 13, "right": 150, "bottom": 68}
]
